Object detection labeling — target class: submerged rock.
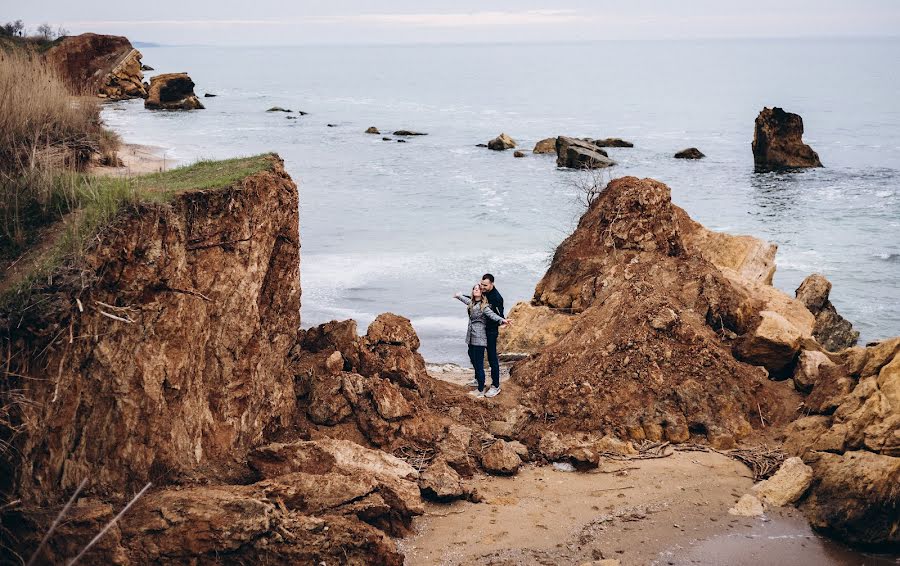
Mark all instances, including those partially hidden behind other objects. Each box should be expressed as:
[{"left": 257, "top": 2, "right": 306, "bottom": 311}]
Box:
[
  {"left": 674, "top": 147, "right": 705, "bottom": 159},
  {"left": 752, "top": 107, "right": 823, "bottom": 170},
  {"left": 594, "top": 137, "right": 634, "bottom": 148},
  {"left": 393, "top": 130, "right": 427, "bottom": 136},
  {"left": 533, "top": 137, "right": 557, "bottom": 154},
  {"left": 487, "top": 133, "right": 516, "bottom": 151},
  {"left": 365, "top": 126, "right": 380, "bottom": 134},
  {"left": 267, "top": 106, "right": 292, "bottom": 112},
  {"left": 514, "top": 150, "right": 525, "bottom": 158},
  {"left": 555, "top": 136, "right": 616, "bottom": 169},
  {"left": 145, "top": 73, "right": 204, "bottom": 110}
]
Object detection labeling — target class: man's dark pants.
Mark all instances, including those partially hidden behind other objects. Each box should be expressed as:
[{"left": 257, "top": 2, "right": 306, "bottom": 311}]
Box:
[
  {"left": 486, "top": 330, "right": 500, "bottom": 388},
  {"left": 467, "top": 344, "right": 487, "bottom": 391}
]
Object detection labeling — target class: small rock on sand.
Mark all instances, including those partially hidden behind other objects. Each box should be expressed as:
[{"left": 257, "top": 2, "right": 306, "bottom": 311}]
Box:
[
  {"left": 728, "top": 494, "right": 764, "bottom": 517},
  {"left": 751, "top": 457, "right": 813, "bottom": 506}
]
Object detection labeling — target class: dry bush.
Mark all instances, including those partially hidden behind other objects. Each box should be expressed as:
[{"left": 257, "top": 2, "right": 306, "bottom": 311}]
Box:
[{"left": 0, "top": 50, "right": 110, "bottom": 250}]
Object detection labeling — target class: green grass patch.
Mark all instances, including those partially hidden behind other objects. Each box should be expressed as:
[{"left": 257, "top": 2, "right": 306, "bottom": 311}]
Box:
[{"left": 1, "top": 154, "right": 276, "bottom": 310}]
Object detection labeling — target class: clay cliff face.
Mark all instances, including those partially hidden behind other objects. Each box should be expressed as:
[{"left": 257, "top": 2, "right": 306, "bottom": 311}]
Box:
[
  {"left": 45, "top": 33, "right": 147, "bottom": 99},
  {"left": 1, "top": 155, "right": 299, "bottom": 503},
  {"left": 509, "top": 177, "right": 804, "bottom": 447},
  {"left": 752, "top": 107, "right": 823, "bottom": 171}
]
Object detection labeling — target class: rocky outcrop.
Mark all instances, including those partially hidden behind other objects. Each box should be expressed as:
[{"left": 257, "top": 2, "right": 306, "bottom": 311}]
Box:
[
  {"left": 512, "top": 176, "right": 804, "bottom": 446},
  {"left": 556, "top": 136, "right": 616, "bottom": 169},
  {"left": 487, "top": 133, "right": 516, "bottom": 151},
  {"left": 497, "top": 302, "right": 575, "bottom": 355},
  {"left": 783, "top": 337, "right": 900, "bottom": 547},
  {"left": 45, "top": 33, "right": 147, "bottom": 99},
  {"left": 795, "top": 273, "right": 859, "bottom": 351},
  {"left": 752, "top": 107, "right": 823, "bottom": 171},
  {"left": 145, "top": 73, "right": 204, "bottom": 110},
  {"left": 593, "top": 138, "right": 633, "bottom": 148},
  {"left": 1, "top": 155, "right": 298, "bottom": 504},
  {"left": 674, "top": 147, "right": 704, "bottom": 159},
  {"left": 533, "top": 137, "right": 557, "bottom": 154},
  {"left": 365, "top": 126, "right": 380, "bottom": 134}
]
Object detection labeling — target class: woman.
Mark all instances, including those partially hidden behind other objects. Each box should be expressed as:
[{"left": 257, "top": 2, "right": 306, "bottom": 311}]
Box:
[{"left": 454, "top": 284, "right": 510, "bottom": 398}]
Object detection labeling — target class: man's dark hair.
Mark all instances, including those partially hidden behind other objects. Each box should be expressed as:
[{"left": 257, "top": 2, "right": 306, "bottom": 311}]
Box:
[{"left": 481, "top": 273, "right": 495, "bottom": 283}]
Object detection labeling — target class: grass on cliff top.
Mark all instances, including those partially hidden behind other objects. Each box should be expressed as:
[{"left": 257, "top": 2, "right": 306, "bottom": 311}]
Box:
[{"left": 0, "top": 154, "right": 277, "bottom": 309}]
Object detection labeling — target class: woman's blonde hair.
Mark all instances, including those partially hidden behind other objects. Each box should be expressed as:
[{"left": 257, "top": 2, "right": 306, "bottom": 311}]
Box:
[{"left": 467, "top": 285, "right": 490, "bottom": 314}]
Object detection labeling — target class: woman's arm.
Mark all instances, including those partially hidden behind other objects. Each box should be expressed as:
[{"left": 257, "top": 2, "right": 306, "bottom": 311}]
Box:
[
  {"left": 483, "top": 305, "right": 507, "bottom": 325},
  {"left": 453, "top": 292, "right": 471, "bottom": 305}
]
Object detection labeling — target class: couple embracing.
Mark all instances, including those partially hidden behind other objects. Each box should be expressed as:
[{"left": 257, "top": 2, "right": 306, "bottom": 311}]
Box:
[{"left": 453, "top": 273, "right": 511, "bottom": 398}]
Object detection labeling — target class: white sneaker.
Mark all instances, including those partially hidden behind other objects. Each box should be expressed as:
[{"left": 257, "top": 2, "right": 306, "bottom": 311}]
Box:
[
  {"left": 484, "top": 386, "right": 501, "bottom": 398},
  {"left": 466, "top": 379, "right": 479, "bottom": 387},
  {"left": 469, "top": 389, "right": 485, "bottom": 398}
]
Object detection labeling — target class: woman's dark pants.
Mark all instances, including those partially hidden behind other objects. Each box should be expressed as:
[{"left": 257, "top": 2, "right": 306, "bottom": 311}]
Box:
[{"left": 467, "top": 344, "right": 487, "bottom": 391}]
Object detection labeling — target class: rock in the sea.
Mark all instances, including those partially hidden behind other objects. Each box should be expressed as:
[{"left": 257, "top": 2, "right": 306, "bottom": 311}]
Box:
[
  {"left": 393, "top": 130, "right": 427, "bottom": 136},
  {"left": 593, "top": 138, "right": 634, "bottom": 148},
  {"left": 365, "top": 126, "right": 380, "bottom": 134},
  {"left": 751, "top": 457, "right": 813, "bottom": 506},
  {"left": 141, "top": 64, "right": 154, "bottom": 71},
  {"left": 674, "top": 147, "right": 705, "bottom": 159},
  {"left": 45, "top": 33, "right": 147, "bottom": 100},
  {"left": 533, "top": 137, "right": 557, "bottom": 154},
  {"left": 514, "top": 150, "right": 525, "bottom": 158},
  {"left": 795, "top": 274, "right": 859, "bottom": 351},
  {"left": 752, "top": 107, "right": 823, "bottom": 171},
  {"left": 267, "top": 106, "right": 292, "bottom": 112},
  {"left": 145, "top": 73, "right": 204, "bottom": 110},
  {"left": 481, "top": 440, "right": 522, "bottom": 475},
  {"left": 801, "top": 450, "right": 900, "bottom": 547},
  {"left": 487, "top": 133, "right": 516, "bottom": 151},
  {"left": 204, "top": 92, "right": 217, "bottom": 97},
  {"left": 556, "top": 136, "right": 616, "bottom": 169},
  {"left": 728, "top": 494, "right": 765, "bottom": 517}
]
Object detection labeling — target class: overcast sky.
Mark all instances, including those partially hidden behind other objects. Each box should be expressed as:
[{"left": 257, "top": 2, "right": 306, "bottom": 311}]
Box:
[{"left": 8, "top": 1, "right": 900, "bottom": 45}]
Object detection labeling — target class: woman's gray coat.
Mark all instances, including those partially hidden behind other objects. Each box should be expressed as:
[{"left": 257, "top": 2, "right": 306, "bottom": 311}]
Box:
[{"left": 456, "top": 295, "right": 505, "bottom": 346}]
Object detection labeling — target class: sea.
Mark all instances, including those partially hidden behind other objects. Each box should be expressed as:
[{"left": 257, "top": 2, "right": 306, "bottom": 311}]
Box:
[{"left": 101, "top": 38, "right": 900, "bottom": 365}]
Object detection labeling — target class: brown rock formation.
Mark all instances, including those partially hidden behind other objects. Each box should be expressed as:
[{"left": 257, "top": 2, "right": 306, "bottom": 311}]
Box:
[
  {"left": 795, "top": 273, "right": 859, "bottom": 351},
  {"left": 512, "top": 176, "right": 804, "bottom": 445},
  {"left": 145, "top": 73, "right": 204, "bottom": 110},
  {"left": 533, "top": 137, "right": 557, "bottom": 154},
  {"left": 594, "top": 138, "right": 633, "bottom": 148},
  {"left": 752, "top": 107, "right": 823, "bottom": 171},
  {"left": 783, "top": 337, "right": 900, "bottom": 547},
  {"left": 556, "top": 136, "right": 616, "bottom": 169},
  {"left": 674, "top": 147, "right": 705, "bottom": 159},
  {"left": 498, "top": 302, "right": 575, "bottom": 355},
  {"left": 365, "top": 126, "right": 380, "bottom": 134},
  {"left": 45, "top": 33, "right": 147, "bottom": 99},
  {"left": 487, "top": 133, "right": 516, "bottom": 151}
]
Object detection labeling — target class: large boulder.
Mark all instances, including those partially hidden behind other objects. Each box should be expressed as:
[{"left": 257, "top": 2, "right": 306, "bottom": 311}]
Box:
[
  {"left": 556, "top": 136, "right": 616, "bottom": 169},
  {"left": 480, "top": 440, "right": 522, "bottom": 475},
  {"left": 734, "top": 310, "right": 803, "bottom": 377},
  {"left": 45, "top": 33, "right": 147, "bottom": 99},
  {"left": 750, "top": 457, "right": 813, "bottom": 506},
  {"left": 801, "top": 451, "right": 900, "bottom": 548},
  {"left": 795, "top": 274, "right": 859, "bottom": 351},
  {"left": 145, "top": 73, "right": 205, "bottom": 110},
  {"left": 752, "top": 107, "right": 823, "bottom": 171},
  {"left": 533, "top": 137, "right": 558, "bottom": 154},
  {"left": 487, "top": 133, "right": 516, "bottom": 151},
  {"left": 418, "top": 458, "right": 478, "bottom": 502}
]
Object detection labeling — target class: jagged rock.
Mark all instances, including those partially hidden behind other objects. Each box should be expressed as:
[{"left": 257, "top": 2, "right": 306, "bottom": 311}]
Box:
[
  {"left": 481, "top": 440, "right": 522, "bottom": 475},
  {"left": 728, "top": 494, "right": 764, "bottom": 517},
  {"left": 674, "top": 147, "right": 705, "bottom": 159},
  {"left": 419, "top": 458, "right": 478, "bottom": 502},
  {"left": 514, "top": 150, "right": 526, "bottom": 158},
  {"left": 366, "top": 313, "right": 420, "bottom": 350},
  {"left": 497, "top": 303, "right": 575, "bottom": 355},
  {"left": 792, "top": 350, "right": 834, "bottom": 392},
  {"left": 145, "top": 73, "right": 204, "bottom": 110},
  {"left": 372, "top": 378, "right": 412, "bottom": 420},
  {"left": 751, "top": 457, "right": 813, "bottom": 506},
  {"left": 489, "top": 420, "right": 515, "bottom": 439},
  {"left": 538, "top": 432, "right": 635, "bottom": 469},
  {"left": 393, "top": 130, "right": 427, "bottom": 136},
  {"left": 734, "top": 310, "right": 803, "bottom": 376},
  {"left": 487, "top": 133, "right": 516, "bottom": 151},
  {"left": 365, "top": 126, "right": 380, "bottom": 134},
  {"left": 801, "top": 451, "right": 900, "bottom": 547},
  {"left": 556, "top": 136, "right": 616, "bottom": 169},
  {"left": 795, "top": 274, "right": 859, "bottom": 351},
  {"left": 141, "top": 64, "right": 154, "bottom": 71},
  {"left": 45, "top": 33, "right": 147, "bottom": 99},
  {"left": 533, "top": 137, "right": 557, "bottom": 154},
  {"left": 752, "top": 107, "right": 823, "bottom": 171},
  {"left": 439, "top": 424, "right": 476, "bottom": 477},
  {"left": 307, "top": 372, "right": 353, "bottom": 425},
  {"left": 506, "top": 441, "right": 529, "bottom": 459},
  {"left": 594, "top": 138, "right": 633, "bottom": 148}
]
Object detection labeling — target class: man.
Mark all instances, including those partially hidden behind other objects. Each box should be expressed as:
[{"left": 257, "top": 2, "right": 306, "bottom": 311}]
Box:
[{"left": 480, "top": 273, "right": 504, "bottom": 396}]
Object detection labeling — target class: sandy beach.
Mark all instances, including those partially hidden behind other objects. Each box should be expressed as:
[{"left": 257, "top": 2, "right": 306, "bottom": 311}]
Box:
[{"left": 93, "top": 142, "right": 174, "bottom": 176}]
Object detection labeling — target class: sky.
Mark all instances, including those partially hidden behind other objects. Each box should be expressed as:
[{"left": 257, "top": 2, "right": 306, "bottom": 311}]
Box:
[{"left": 6, "top": 0, "right": 900, "bottom": 45}]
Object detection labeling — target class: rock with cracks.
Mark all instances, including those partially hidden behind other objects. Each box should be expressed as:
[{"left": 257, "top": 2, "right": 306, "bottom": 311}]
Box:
[{"left": 752, "top": 107, "right": 823, "bottom": 171}]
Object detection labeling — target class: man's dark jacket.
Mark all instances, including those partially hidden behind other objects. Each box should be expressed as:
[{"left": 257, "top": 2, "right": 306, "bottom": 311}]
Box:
[{"left": 484, "top": 287, "right": 504, "bottom": 334}]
